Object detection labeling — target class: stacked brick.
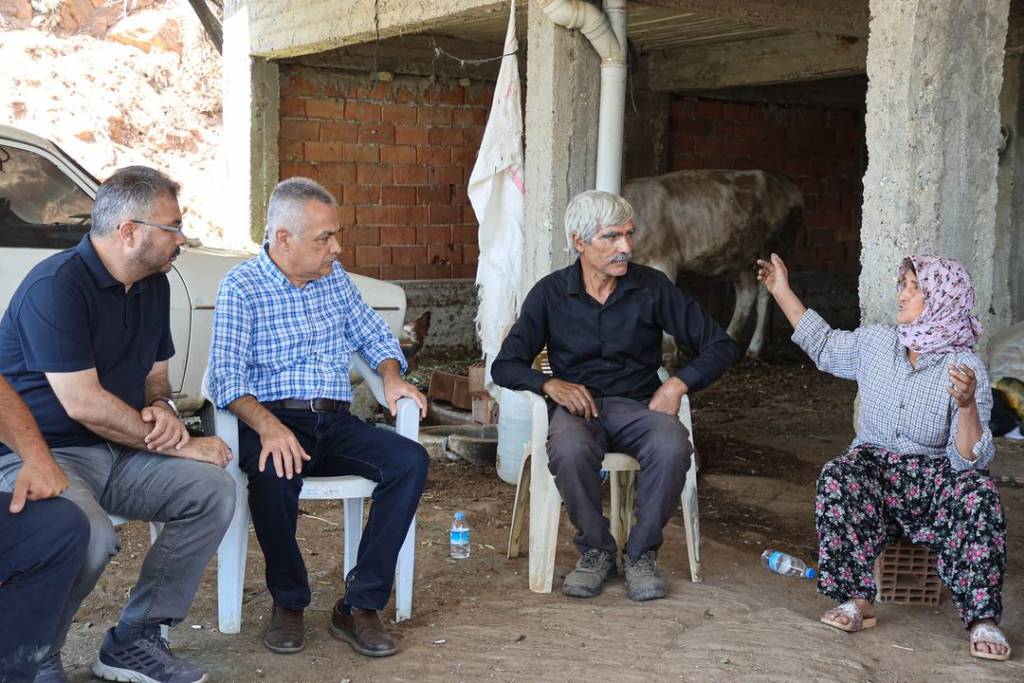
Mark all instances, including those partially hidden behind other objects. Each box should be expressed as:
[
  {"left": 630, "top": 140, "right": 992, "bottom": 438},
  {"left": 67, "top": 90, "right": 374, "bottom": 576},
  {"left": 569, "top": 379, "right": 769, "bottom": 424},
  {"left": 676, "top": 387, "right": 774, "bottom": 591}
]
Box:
[
  {"left": 668, "top": 97, "right": 866, "bottom": 273},
  {"left": 278, "top": 64, "right": 491, "bottom": 279}
]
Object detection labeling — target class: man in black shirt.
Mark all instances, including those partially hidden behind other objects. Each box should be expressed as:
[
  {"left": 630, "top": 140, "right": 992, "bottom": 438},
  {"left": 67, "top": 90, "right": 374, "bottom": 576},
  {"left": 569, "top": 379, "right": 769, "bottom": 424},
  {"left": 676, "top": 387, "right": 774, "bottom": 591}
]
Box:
[{"left": 492, "top": 190, "right": 739, "bottom": 601}]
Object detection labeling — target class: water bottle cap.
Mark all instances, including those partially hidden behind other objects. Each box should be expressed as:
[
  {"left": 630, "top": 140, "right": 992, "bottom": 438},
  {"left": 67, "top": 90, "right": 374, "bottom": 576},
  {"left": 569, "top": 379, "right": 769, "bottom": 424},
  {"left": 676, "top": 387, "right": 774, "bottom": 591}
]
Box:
[
  {"left": 805, "top": 568, "right": 817, "bottom": 579},
  {"left": 454, "top": 511, "right": 465, "bottom": 520}
]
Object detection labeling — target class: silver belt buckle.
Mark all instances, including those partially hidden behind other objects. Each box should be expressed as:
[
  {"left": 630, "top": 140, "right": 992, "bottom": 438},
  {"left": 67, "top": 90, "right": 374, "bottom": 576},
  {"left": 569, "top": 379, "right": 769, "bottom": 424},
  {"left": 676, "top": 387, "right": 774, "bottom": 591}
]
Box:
[{"left": 309, "top": 398, "right": 324, "bottom": 413}]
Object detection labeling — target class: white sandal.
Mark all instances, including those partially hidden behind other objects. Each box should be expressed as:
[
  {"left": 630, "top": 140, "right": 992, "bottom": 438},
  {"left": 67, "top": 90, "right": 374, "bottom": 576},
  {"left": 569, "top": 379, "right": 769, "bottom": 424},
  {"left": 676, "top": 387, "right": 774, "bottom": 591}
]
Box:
[
  {"left": 820, "top": 600, "right": 877, "bottom": 633},
  {"left": 970, "top": 622, "right": 1011, "bottom": 661}
]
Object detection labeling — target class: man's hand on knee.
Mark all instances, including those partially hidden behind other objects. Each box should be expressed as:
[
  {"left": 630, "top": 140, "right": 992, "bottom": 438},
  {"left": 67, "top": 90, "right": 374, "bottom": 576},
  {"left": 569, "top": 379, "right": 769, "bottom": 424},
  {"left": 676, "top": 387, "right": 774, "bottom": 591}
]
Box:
[
  {"left": 542, "top": 379, "right": 598, "bottom": 419},
  {"left": 175, "top": 436, "right": 233, "bottom": 469},
  {"left": 8, "top": 456, "right": 69, "bottom": 513},
  {"left": 258, "top": 420, "right": 311, "bottom": 480},
  {"left": 648, "top": 377, "right": 688, "bottom": 416}
]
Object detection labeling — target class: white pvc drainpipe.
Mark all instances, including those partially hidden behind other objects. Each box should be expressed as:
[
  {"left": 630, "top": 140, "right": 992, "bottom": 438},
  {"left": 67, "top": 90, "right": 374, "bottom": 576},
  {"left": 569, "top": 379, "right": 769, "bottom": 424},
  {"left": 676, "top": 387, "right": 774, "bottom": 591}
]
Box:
[{"left": 536, "top": 0, "right": 628, "bottom": 194}]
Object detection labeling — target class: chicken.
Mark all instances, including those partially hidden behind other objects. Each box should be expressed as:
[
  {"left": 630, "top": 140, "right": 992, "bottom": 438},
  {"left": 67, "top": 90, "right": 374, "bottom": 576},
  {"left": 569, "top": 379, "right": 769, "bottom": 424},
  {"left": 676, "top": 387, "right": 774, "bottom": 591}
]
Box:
[{"left": 399, "top": 310, "right": 431, "bottom": 370}]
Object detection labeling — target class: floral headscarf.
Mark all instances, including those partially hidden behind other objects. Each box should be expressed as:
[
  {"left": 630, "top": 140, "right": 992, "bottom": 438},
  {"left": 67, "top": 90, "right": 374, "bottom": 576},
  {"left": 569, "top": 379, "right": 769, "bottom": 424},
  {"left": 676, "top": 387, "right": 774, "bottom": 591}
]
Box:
[{"left": 896, "top": 255, "right": 983, "bottom": 354}]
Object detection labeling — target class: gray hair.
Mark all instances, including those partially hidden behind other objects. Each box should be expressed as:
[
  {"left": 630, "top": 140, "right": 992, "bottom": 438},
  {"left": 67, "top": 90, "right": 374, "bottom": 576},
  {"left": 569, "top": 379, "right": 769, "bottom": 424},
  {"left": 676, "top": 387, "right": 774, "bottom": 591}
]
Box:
[
  {"left": 265, "top": 177, "right": 337, "bottom": 241},
  {"left": 564, "top": 190, "right": 635, "bottom": 247},
  {"left": 91, "top": 166, "right": 180, "bottom": 236}
]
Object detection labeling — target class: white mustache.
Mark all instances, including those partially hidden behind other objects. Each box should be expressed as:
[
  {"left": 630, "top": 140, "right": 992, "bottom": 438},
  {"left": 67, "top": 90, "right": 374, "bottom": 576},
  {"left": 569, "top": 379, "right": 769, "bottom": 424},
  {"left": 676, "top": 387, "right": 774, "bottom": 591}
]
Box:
[{"left": 610, "top": 254, "right": 630, "bottom": 263}]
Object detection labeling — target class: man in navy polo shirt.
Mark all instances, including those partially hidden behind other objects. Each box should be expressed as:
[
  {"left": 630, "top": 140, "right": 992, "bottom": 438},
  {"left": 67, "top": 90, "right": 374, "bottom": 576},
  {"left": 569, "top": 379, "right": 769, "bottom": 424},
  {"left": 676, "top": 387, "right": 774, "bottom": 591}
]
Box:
[{"left": 0, "top": 166, "right": 234, "bottom": 683}]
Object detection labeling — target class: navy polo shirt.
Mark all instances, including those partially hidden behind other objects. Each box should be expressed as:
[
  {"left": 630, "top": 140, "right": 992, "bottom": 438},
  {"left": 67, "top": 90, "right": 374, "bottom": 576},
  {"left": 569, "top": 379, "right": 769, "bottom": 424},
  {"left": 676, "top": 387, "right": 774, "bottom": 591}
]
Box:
[{"left": 0, "top": 235, "right": 174, "bottom": 454}]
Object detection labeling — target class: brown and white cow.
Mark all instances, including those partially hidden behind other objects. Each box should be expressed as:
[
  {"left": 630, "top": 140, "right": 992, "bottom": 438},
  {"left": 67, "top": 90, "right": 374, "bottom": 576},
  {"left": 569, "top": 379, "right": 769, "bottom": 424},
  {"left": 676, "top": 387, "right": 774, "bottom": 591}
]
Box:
[{"left": 622, "top": 169, "right": 803, "bottom": 358}]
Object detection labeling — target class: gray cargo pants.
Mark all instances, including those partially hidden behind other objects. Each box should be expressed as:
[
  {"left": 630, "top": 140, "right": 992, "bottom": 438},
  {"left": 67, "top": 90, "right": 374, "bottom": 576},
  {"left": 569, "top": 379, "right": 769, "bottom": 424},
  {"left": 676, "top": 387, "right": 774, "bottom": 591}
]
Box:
[
  {"left": 0, "top": 443, "right": 235, "bottom": 654},
  {"left": 547, "top": 396, "right": 692, "bottom": 559}
]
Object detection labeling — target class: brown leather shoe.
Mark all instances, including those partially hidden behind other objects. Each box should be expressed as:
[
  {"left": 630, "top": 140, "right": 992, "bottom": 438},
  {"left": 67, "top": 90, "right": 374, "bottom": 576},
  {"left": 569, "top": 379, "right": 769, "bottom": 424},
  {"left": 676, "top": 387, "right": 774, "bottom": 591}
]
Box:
[
  {"left": 329, "top": 604, "right": 397, "bottom": 657},
  {"left": 264, "top": 604, "right": 305, "bottom": 654}
]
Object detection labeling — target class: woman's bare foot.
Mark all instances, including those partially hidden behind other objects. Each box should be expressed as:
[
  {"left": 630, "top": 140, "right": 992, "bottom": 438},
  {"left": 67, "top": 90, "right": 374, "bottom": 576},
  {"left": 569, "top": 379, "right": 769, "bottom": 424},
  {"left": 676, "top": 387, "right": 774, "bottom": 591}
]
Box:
[{"left": 970, "top": 620, "right": 1011, "bottom": 660}]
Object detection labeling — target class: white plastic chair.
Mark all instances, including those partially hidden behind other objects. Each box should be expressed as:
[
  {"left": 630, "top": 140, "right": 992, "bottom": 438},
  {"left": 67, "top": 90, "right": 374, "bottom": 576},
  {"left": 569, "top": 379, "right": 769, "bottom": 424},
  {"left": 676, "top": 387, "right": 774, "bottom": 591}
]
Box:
[
  {"left": 201, "top": 354, "right": 419, "bottom": 634},
  {"left": 506, "top": 368, "right": 701, "bottom": 592}
]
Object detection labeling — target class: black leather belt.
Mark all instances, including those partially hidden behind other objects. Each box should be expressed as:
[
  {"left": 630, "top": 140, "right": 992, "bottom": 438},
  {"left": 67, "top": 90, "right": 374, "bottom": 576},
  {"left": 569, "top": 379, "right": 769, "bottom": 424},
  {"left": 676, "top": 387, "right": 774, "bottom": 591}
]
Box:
[{"left": 263, "top": 398, "right": 350, "bottom": 413}]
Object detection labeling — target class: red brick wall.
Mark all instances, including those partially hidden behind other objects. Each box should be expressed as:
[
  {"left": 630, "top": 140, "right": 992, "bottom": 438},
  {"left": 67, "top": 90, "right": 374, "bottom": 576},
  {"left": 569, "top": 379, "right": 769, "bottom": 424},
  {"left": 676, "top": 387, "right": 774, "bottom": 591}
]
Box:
[
  {"left": 278, "top": 64, "right": 491, "bottom": 279},
  {"left": 667, "top": 96, "right": 866, "bottom": 273}
]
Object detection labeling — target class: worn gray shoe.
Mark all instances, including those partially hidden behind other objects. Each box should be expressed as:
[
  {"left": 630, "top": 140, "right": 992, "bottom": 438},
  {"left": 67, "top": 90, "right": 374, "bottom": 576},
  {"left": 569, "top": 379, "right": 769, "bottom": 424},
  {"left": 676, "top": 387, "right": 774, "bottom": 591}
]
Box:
[
  {"left": 33, "top": 651, "right": 69, "bottom": 683},
  {"left": 623, "top": 550, "right": 667, "bottom": 601},
  {"left": 562, "top": 548, "right": 617, "bottom": 598}
]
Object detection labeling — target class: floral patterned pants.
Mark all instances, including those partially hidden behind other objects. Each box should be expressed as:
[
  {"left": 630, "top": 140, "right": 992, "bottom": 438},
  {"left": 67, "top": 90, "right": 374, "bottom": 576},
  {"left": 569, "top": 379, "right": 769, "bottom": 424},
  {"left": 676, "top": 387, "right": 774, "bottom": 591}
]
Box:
[{"left": 815, "top": 444, "right": 1006, "bottom": 626}]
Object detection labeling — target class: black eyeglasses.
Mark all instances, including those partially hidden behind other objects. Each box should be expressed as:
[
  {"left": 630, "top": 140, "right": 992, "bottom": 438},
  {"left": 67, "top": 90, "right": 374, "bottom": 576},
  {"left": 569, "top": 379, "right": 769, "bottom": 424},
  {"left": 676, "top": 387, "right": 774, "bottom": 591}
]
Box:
[{"left": 129, "top": 219, "right": 186, "bottom": 235}]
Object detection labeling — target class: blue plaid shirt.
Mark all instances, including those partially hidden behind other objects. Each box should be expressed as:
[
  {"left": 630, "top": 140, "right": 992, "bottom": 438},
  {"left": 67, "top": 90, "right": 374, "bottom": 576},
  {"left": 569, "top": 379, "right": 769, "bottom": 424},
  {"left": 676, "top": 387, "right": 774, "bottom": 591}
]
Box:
[
  {"left": 207, "top": 246, "right": 406, "bottom": 408},
  {"left": 793, "top": 309, "right": 995, "bottom": 471}
]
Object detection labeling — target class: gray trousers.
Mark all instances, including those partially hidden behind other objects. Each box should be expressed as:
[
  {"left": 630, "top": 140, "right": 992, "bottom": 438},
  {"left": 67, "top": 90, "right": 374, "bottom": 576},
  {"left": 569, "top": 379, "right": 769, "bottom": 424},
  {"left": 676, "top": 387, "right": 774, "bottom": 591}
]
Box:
[
  {"left": 0, "top": 444, "right": 235, "bottom": 654},
  {"left": 547, "top": 396, "right": 692, "bottom": 559}
]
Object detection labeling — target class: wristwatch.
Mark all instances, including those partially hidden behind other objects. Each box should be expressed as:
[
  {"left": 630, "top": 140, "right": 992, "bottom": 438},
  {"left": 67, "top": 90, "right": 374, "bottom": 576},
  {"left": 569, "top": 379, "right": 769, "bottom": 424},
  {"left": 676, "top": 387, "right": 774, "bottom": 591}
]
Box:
[{"left": 151, "top": 396, "right": 180, "bottom": 417}]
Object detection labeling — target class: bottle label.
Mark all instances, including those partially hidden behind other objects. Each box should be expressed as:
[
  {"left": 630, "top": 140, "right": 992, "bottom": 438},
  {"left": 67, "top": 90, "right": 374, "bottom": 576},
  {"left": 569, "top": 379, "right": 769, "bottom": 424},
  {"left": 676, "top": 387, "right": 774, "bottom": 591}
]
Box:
[
  {"left": 451, "top": 529, "right": 470, "bottom": 545},
  {"left": 768, "top": 550, "right": 783, "bottom": 572}
]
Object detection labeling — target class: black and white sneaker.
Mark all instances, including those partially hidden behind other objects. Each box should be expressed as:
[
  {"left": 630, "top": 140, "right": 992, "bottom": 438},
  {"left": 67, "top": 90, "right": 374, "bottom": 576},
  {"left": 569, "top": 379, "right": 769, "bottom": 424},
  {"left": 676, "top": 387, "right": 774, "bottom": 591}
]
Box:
[
  {"left": 91, "top": 627, "right": 208, "bottom": 683},
  {"left": 32, "top": 651, "right": 68, "bottom": 682}
]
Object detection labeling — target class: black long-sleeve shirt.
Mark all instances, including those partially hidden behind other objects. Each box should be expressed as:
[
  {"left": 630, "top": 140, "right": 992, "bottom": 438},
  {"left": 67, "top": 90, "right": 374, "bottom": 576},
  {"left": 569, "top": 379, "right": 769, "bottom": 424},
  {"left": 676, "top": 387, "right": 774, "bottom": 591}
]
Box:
[{"left": 491, "top": 260, "right": 740, "bottom": 401}]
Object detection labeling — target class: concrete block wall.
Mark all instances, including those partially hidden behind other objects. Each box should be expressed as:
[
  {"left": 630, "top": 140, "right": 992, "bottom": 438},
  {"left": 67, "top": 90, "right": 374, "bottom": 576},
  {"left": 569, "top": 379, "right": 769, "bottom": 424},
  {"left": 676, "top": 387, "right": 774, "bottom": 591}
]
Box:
[
  {"left": 277, "top": 64, "right": 492, "bottom": 280},
  {"left": 667, "top": 96, "right": 866, "bottom": 274}
]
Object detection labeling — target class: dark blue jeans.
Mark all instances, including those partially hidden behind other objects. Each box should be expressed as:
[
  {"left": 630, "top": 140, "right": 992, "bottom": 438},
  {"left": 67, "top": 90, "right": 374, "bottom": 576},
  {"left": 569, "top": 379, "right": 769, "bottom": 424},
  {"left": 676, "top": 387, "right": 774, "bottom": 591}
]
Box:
[
  {"left": 239, "top": 406, "right": 428, "bottom": 612},
  {"left": 0, "top": 493, "right": 89, "bottom": 682}
]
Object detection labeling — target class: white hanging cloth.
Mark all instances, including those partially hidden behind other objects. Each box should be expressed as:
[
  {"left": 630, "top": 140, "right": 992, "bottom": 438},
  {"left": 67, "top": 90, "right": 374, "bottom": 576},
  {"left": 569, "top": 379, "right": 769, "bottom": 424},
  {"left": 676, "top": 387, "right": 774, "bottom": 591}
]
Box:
[{"left": 467, "top": 0, "right": 525, "bottom": 397}]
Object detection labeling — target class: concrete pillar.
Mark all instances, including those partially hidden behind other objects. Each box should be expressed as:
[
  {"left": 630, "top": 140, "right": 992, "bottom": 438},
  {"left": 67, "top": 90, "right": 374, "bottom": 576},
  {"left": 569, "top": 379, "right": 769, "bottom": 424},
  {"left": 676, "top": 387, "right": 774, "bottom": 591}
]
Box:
[
  {"left": 223, "top": 0, "right": 279, "bottom": 248},
  {"left": 860, "top": 0, "right": 1010, "bottom": 334},
  {"left": 995, "top": 48, "right": 1023, "bottom": 325},
  {"left": 623, "top": 58, "right": 671, "bottom": 182},
  {"left": 521, "top": 2, "right": 600, "bottom": 293}
]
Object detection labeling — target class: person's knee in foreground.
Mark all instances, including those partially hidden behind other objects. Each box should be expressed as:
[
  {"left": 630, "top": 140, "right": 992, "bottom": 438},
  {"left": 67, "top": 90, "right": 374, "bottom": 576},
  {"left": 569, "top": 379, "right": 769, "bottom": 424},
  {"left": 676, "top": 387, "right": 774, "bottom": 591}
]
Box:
[
  {"left": 758, "top": 253, "right": 1011, "bottom": 661},
  {"left": 491, "top": 190, "right": 740, "bottom": 601},
  {"left": 0, "top": 373, "right": 89, "bottom": 683},
  {"left": 207, "top": 177, "right": 428, "bottom": 657},
  {"left": 0, "top": 166, "right": 235, "bottom": 683}
]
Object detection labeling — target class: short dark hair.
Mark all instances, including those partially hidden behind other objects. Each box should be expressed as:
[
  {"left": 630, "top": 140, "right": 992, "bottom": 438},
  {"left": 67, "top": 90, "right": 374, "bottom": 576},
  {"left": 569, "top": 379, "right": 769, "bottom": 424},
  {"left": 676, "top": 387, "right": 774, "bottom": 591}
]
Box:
[{"left": 91, "top": 166, "right": 180, "bottom": 236}]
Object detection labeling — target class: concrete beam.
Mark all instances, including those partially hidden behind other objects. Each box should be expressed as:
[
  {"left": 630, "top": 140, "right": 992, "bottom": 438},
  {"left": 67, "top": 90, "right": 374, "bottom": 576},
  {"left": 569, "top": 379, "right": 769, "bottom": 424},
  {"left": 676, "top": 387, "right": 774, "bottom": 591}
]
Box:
[
  {"left": 281, "top": 34, "right": 518, "bottom": 82},
  {"left": 224, "top": 2, "right": 279, "bottom": 247},
  {"left": 636, "top": 0, "right": 868, "bottom": 38},
  {"left": 522, "top": 1, "right": 600, "bottom": 292},
  {"left": 244, "top": 0, "right": 504, "bottom": 58},
  {"left": 859, "top": 0, "right": 1010, "bottom": 337},
  {"left": 648, "top": 31, "right": 866, "bottom": 92}
]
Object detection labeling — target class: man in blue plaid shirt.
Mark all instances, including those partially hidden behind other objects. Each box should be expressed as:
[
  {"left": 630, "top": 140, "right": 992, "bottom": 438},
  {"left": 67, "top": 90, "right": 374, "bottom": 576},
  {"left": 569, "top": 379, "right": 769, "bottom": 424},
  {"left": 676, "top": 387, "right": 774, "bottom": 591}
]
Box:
[{"left": 208, "top": 178, "right": 428, "bottom": 658}]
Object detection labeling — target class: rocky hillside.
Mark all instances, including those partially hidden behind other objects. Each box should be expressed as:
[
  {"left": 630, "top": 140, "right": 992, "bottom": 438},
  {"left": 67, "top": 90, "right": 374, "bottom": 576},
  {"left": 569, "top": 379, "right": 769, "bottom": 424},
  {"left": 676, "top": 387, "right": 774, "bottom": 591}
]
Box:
[{"left": 0, "top": 0, "right": 239, "bottom": 248}]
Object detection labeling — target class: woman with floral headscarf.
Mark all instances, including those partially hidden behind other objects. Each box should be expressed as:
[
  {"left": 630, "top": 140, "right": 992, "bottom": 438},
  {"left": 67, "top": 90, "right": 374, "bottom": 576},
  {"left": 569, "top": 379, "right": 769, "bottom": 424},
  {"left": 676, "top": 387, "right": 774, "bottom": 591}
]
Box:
[{"left": 756, "top": 253, "right": 1010, "bottom": 661}]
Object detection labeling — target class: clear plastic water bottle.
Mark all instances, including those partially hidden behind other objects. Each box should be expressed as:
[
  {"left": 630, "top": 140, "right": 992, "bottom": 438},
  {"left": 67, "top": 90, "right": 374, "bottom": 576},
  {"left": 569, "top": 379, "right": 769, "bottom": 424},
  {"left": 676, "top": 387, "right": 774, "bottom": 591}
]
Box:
[
  {"left": 761, "top": 549, "right": 816, "bottom": 579},
  {"left": 450, "top": 511, "right": 470, "bottom": 559}
]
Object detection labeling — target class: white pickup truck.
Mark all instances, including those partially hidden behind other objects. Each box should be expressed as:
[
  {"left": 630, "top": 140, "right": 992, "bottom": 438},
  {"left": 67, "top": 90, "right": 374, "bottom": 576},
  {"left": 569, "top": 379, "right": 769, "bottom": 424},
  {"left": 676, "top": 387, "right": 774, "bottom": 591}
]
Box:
[{"left": 0, "top": 125, "right": 407, "bottom": 412}]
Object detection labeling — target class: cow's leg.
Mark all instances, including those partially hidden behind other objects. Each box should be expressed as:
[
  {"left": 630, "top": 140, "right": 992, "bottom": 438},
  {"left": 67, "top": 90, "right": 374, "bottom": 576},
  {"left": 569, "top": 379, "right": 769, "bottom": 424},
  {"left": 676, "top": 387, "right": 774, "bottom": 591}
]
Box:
[
  {"left": 647, "top": 261, "right": 680, "bottom": 369},
  {"left": 746, "top": 284, "right": 771, "bottom": 359},
  {"left": 727, "top": 269, "right": 757, "bottom": 351}
]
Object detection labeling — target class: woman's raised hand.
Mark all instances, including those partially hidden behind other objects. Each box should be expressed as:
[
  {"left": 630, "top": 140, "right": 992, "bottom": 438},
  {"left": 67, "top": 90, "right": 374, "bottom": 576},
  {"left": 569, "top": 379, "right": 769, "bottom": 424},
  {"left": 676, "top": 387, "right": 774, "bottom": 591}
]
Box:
[
  {"left": 755, "top": 253, "right": 791, "bottom": 295},
  {"left": 947, "top": 363, "right": 978, "bottom": 409}
]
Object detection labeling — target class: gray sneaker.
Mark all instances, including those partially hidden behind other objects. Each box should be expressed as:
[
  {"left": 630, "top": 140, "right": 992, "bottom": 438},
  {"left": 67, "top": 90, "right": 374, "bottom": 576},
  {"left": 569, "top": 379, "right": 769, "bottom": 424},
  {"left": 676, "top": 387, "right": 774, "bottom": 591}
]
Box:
[
  {"left": 33, "top": 651, "right": 68, "bottom": 683},
  {"left": 562, "top": 548, "right": 617, "bottom": 598},
  {"left": 91, "top": 627, "right": 208, "bottom": 683},
  {"left": 624, "top": 550, "right": 667, "bottom": 601}
]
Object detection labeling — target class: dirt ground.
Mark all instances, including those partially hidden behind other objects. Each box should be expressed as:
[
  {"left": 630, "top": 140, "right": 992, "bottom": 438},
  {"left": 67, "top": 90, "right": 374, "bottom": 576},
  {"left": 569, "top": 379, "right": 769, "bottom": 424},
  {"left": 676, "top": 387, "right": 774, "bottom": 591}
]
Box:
[{"left": 58, "top": 361, "right": 1024, "bottom": 682}]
